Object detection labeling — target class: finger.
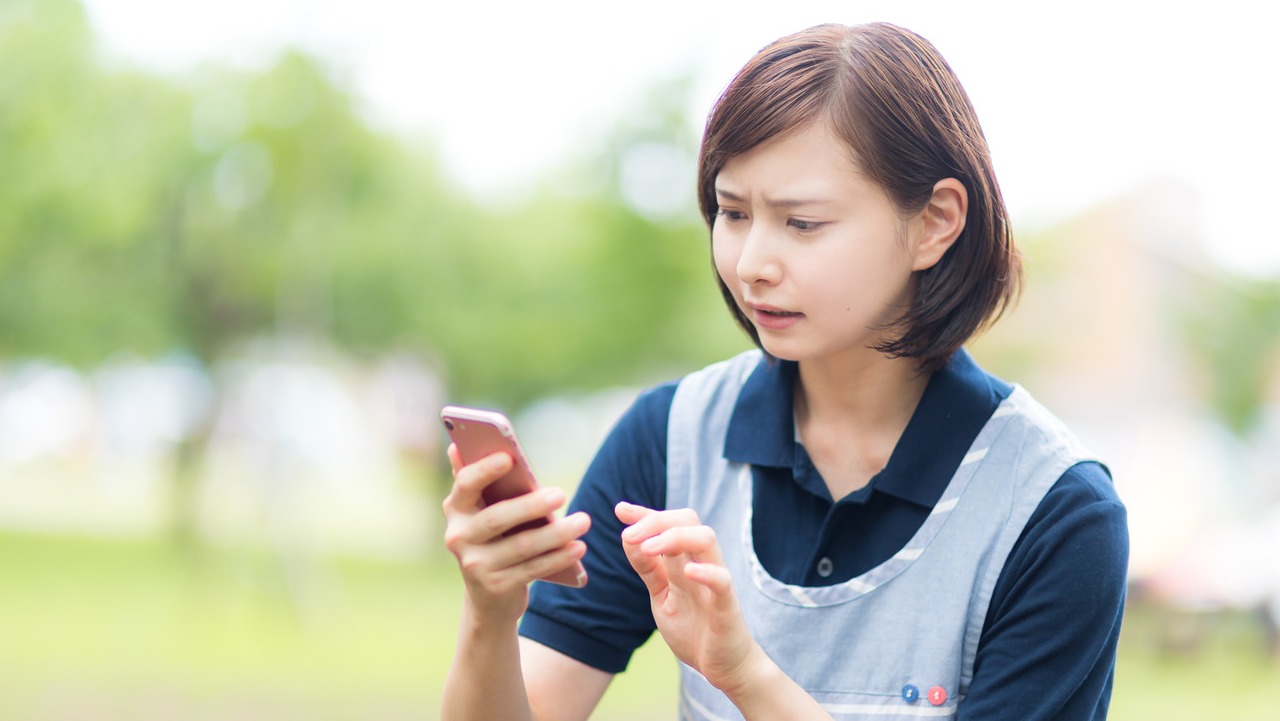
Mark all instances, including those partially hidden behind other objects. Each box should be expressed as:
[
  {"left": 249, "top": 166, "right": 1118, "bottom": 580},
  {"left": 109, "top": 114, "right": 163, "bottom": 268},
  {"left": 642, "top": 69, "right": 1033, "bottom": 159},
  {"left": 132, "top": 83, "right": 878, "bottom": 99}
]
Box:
[
  {"left": 685, "top": 561, "right": 746, "bottom": 636},
  {"left": 638, "top": 525, "right": 723, "bottom": 563},
  {"left": 452, "top": 512, "right": 589, "bottom": 587},
  {"left": 470, "top": 486, "right": 569, "bottom": 543},
  {"left": 614, "top": 500, "right": 655, "bottom": 525},
  {"left": 494, "top": 519, "right": 593, "bottom": 581},
  {"left": 683, "top": 561, "right": 734, "bottom": 600},
  {"left": 487, "top": 511, "right": 591, "bottom": 569},
  {"left": 445, "top": 474, "right": 568, "bottom": 553},
  {"left": 447, "top": 443, "right": 462, "bottom": 475},
  {"left": 463, "top": 538, "right": 589, "bottom": 598},
  {"left": 671, "top": 560, "right": 741, "bottom": 636},
  {"left": 619, "top": 522, "right": 660, "bottom": 574},
  {"left": 619, "top": 507, "right": 702, "bottom": 546},
  {"left": 456, "top": 450, "right": 514, "bottom": 493},
  {"left": 615, "top": 503, "right": 672, "bottom": 594},
  {"left": 619, "top": 528, "right": 669, "bottom": 597},
  {"left": 503, "top": 538, "right": 589, "bottom": 584},
  {"left": 443, "top": 451, "right": 514, "bottom": 512}
]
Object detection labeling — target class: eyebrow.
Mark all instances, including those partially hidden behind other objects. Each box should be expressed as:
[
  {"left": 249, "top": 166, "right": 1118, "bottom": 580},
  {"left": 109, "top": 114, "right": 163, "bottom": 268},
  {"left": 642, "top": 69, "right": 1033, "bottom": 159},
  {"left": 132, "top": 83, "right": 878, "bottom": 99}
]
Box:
[{"left": 714, "top": 187, "right": 831, "bottom": 209}]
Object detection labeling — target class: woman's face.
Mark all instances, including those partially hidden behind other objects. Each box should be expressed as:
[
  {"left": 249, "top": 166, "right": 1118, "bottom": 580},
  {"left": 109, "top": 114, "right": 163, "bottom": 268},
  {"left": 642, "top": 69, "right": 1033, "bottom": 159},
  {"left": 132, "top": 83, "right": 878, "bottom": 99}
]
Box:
[{"left": 712, "top": 121, "right": 933, "bottom": 369}]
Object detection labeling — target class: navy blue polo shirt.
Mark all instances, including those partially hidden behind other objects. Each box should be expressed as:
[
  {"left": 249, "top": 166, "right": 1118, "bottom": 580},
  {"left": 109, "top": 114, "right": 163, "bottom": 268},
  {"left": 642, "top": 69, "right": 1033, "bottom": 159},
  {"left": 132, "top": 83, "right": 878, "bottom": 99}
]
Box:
[{"left": 521, "top": 349, "right": 1128, "bottom": 720}]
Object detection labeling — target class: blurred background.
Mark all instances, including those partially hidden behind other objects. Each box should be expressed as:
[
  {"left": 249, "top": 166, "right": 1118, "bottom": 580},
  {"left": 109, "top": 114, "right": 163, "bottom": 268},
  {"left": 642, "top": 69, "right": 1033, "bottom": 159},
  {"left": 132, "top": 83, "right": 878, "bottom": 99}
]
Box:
[{"left": 1, "top": 0, "right": 1277, "bottom": 718}]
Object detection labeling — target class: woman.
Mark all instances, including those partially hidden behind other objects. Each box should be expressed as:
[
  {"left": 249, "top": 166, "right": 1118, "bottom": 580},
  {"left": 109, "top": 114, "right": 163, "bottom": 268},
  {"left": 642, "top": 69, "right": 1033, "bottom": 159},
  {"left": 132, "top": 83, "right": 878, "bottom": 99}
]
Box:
[{"left": 442, "top": 22, "right": 1128, "bottom": 721}]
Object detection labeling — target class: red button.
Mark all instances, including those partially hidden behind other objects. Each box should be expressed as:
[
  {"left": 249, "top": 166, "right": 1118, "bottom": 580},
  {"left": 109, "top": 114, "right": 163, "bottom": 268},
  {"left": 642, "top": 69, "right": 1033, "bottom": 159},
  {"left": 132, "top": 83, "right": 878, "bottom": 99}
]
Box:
[{"left": 928, "top": 686, "right": 947, "bottom": 706}]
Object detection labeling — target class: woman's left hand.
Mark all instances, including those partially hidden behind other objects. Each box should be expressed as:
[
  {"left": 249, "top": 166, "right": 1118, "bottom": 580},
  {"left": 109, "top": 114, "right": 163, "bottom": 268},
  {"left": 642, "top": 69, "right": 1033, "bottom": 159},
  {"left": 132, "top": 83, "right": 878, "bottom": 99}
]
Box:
[{"left": 614, "top": 501, "right": 766, "bottom": 696}]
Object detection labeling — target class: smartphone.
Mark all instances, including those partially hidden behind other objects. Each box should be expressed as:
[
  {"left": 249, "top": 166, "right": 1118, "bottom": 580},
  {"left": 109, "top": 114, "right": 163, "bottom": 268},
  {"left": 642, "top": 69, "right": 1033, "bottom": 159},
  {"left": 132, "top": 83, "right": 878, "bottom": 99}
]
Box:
[{"left": 440, "top": 405, "right": 587, "bottom": 588}]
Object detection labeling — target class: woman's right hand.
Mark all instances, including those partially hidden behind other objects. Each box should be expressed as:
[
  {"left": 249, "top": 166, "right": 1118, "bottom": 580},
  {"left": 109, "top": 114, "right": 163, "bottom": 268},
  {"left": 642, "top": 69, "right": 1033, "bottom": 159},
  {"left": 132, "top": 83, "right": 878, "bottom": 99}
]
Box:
[{"left": 441, "top": 444, "right": 592, "bottom": 622}]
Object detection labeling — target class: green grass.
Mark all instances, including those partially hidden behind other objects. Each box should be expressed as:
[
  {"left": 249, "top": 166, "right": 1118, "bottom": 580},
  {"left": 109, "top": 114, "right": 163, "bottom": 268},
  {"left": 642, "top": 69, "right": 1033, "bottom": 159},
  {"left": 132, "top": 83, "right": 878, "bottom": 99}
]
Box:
[
  {"left": 1109, "top": 598, "right": 1280, "bottom": 720},
  {"left": 1, "top": 531, "right": 1276, "bottom": 719},
  {"left": 0, "top": 530, "right": 678, "bottom": 720}
]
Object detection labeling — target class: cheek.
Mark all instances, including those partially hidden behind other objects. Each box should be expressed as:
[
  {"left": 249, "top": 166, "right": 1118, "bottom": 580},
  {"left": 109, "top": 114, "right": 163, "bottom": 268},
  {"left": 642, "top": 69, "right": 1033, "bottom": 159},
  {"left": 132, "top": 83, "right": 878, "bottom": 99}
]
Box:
[
  {"left": 810, "top": 234, "right": 914, "bottom": 309},
  {"left": 711, "top": 231, "right": 739, "bottom": 286}
]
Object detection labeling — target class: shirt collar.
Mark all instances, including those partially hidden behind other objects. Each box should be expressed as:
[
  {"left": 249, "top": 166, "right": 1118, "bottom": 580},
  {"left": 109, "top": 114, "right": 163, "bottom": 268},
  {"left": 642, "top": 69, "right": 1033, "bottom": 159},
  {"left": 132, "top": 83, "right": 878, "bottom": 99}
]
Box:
[{"left": 723, "top": 349, "right": 1012, "bottom": 507}]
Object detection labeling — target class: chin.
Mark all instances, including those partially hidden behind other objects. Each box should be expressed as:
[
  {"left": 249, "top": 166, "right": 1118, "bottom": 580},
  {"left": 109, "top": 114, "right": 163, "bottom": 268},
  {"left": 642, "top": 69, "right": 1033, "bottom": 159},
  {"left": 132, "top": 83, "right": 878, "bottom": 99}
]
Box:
[
  {"left": 756, "top": 338, "right": 807, "bottom": 363},
  {"left": 759, "top": 336, "right": 887, "bottom": 367}
]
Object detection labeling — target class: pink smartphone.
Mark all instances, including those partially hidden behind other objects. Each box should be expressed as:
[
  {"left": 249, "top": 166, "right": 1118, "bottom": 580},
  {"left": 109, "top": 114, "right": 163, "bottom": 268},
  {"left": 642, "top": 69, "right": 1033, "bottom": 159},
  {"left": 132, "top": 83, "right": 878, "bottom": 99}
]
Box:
[{"left": 440, "top": 405, "right": 588, "bottom": 588}]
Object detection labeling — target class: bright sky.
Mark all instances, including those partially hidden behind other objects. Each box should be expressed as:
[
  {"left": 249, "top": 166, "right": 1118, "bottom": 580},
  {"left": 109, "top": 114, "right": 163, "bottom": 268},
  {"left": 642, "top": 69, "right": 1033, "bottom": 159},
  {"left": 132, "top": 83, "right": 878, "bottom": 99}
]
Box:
[{"left": 81, "top": 0, "right": 1279, "bottom": 275}]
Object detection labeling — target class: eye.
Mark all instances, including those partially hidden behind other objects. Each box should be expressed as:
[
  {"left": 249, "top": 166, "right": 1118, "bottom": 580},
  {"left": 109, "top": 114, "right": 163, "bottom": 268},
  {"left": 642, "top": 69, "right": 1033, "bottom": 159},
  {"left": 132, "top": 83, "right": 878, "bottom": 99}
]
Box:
[
  {"left": 787, "top": 218, "right": 825, "bottom": 232},
  {"left": 716, "top": 208, "right": 747, "bottom": 222}
]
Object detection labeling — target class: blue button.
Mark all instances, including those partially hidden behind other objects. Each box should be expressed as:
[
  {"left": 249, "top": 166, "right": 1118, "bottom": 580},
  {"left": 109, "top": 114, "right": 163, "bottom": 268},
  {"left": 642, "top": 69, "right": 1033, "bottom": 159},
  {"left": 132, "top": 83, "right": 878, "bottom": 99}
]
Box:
[{"left": 902, "top": 684, "right": 920, "bottom": 703}]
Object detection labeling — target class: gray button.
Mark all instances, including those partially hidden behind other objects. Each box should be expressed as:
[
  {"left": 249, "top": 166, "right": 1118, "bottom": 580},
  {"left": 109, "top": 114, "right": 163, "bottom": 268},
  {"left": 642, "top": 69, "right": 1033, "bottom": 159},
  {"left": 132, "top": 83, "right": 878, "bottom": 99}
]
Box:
[{"left": 816, "top": 556, "right": 834, "bottom": 578}]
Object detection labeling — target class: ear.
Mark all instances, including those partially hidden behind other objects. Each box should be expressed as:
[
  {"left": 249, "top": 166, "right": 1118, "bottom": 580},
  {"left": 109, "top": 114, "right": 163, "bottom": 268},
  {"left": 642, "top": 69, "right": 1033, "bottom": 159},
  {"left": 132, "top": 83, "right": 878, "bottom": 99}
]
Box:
[{"left": 911, "top": 178, "right": 967, "bottom": 272}]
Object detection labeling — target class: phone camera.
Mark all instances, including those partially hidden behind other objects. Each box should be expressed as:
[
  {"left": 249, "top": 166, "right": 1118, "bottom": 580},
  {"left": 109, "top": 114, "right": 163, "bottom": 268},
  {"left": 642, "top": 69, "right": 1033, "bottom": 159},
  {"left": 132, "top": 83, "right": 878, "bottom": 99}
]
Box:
[{"left": 443, "top": 420, "right": 454, "bottom": 432}]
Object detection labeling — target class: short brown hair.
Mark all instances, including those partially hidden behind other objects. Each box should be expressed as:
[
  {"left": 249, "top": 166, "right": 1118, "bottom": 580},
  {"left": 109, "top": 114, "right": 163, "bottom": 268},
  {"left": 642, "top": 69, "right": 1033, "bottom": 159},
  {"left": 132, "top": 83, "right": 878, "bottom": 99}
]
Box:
[{"left": 697, "top": 22, "right": 1021, "bottom": 371}]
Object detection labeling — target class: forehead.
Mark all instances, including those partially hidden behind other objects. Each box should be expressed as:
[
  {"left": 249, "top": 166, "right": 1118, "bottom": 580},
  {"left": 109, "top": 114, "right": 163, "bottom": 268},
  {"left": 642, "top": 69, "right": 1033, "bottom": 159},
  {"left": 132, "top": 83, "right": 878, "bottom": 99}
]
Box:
[{"left": 714, "top": 122, "right": 868, "bottom": 197}]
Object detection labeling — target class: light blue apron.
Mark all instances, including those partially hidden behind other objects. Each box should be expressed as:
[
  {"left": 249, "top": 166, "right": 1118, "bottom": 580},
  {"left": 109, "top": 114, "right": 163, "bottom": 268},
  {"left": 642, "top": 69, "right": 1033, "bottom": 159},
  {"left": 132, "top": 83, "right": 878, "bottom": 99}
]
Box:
[{"left": 667, "top": 350, "right": 1093, "bottom": 720}]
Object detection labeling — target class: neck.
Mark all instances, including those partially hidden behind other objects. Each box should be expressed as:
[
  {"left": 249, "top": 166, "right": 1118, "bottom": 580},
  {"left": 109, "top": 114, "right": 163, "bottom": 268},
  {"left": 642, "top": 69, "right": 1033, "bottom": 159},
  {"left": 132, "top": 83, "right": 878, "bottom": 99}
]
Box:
[
  {"left": 795, "top": 351, "right": 930, "bottom": 432},
  {"left": 792, "top": 350, "right": 932, "bottom": 500}
]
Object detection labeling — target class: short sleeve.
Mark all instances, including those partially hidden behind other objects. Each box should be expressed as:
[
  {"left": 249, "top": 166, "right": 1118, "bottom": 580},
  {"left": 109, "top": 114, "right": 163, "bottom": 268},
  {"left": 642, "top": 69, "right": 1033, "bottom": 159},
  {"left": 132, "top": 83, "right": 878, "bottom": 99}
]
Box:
[
  {"left": 518, "top": 382, "right": 676, "bottom": 673},
  {"left": 959, "top": 461, "right": 1129, "bottom": 720}
]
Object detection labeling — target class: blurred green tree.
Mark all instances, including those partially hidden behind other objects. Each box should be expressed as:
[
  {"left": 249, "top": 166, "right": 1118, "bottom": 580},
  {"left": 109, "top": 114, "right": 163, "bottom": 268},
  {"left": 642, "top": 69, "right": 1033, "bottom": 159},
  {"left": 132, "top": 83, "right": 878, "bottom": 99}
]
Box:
[
  {"left": 0, "top": 0, "right": 191, "bottom": 361},
  {"left": 0, "top": 0, "right": 747, "bottom": 541},
  {"left": 426, "top": 72, "right": 746, "bottom": 408},
  {"left": 0, "top": 0, "right": 486, "bottom": 373},
  {"left": 1181, "top": 277, "right": 1280, "bottom": 439}
]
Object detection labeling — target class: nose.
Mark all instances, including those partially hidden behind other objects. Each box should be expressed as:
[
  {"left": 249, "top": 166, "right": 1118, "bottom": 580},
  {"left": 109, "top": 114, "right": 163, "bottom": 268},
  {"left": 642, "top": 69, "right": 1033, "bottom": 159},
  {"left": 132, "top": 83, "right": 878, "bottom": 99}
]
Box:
[{"left": 735, "top": 225, "right": 782, "bottom": 286}]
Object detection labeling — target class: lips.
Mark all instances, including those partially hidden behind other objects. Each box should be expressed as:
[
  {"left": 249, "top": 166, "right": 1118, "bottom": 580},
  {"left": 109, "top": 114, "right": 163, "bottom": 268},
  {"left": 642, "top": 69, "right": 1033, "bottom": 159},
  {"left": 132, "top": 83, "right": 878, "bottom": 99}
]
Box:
[
  {"left": 746, "top": 300, "right": 798, "bottom": 315},
  {"left": 745, "top": 301, "right": 802, "bottom": 330},
  {"left": 757, "top": 308, "right": 800, "bottom": 318}
]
